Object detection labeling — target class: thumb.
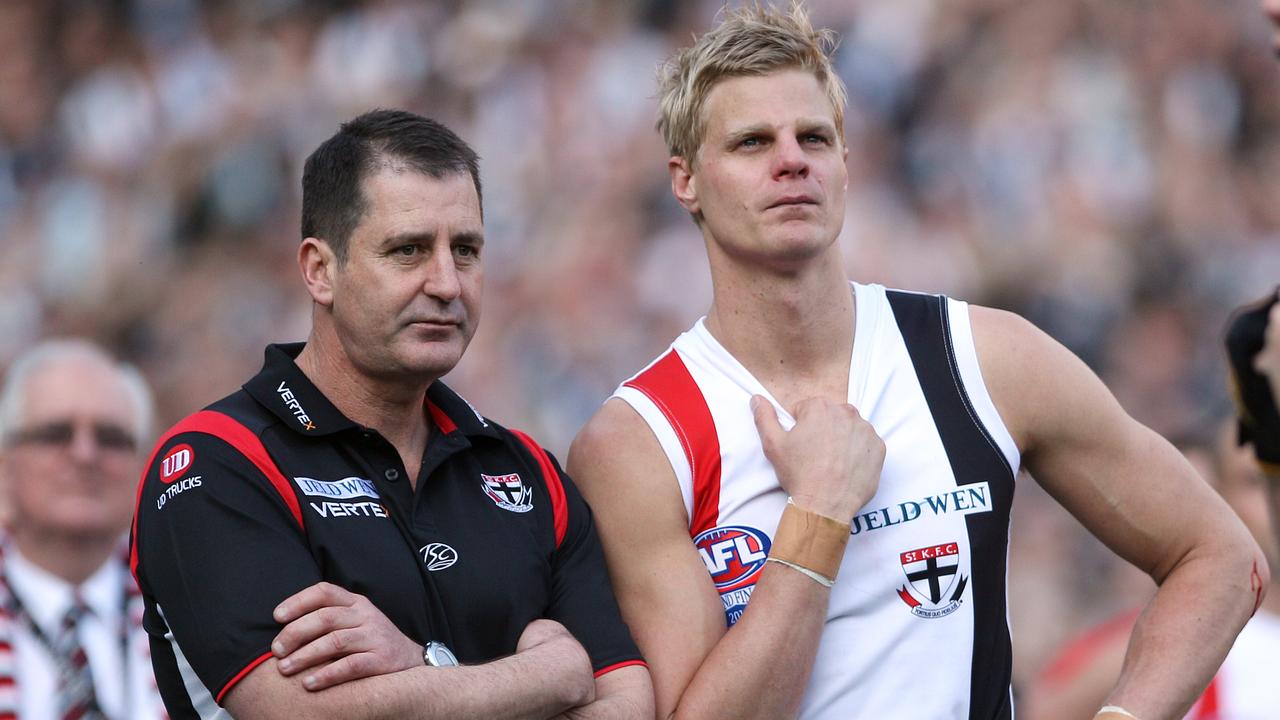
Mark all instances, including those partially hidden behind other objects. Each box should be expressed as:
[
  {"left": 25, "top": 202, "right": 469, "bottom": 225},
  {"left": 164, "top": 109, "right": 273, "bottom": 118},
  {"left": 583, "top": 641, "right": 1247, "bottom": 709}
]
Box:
[{"left": 751, "top": 395, "right": 784, "bottom": 452}]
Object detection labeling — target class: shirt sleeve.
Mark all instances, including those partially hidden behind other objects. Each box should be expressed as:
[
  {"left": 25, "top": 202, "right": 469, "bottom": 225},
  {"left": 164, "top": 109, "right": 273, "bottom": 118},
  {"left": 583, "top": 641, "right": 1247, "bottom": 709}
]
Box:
[
  {"left": 134, "top": 428, "right": 321, "bottom": 703},
  {"left": 542, "top": 452, "right": 646, "bottom": 676}
]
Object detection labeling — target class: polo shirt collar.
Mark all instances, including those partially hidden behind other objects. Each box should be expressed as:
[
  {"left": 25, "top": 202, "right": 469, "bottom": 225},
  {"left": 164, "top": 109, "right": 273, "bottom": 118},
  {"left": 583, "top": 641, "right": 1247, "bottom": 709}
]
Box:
[
  {"left": 244, "top": 343, "right": 499, "bottom": 440},
  {"left": 426, "top": 377, "right": 500, "bottom": 440},
  {"left": 243, "top": 343, "right": 356, "bottom": 436}
]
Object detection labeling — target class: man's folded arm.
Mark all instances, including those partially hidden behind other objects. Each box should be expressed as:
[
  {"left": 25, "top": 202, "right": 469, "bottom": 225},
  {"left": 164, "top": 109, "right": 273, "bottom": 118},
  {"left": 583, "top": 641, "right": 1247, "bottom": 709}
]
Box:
[{"left": 223, "top": 634, "right": 594, "bottom": 720}]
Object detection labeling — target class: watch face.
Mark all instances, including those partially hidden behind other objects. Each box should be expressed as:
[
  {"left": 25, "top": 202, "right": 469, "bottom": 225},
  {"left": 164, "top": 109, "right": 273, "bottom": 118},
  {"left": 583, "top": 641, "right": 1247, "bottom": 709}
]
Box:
[{"left": 426, "top": 641, "right": 459, "bottom": 667}]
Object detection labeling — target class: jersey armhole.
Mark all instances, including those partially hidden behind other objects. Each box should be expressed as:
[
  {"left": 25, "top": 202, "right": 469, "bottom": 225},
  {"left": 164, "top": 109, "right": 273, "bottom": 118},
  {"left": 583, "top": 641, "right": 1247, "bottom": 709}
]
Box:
[
  {"left": 946, "top": 299, "right": 1021, "bottom": 474},
  {"left": 609, "top": 387, "right": 694, "bottom": 525}
]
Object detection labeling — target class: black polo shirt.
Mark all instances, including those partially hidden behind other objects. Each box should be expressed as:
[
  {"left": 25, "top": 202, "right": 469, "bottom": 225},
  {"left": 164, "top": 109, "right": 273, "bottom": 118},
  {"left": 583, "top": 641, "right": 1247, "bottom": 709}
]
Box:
[{"left": 130, "top": 343, "right": 643, "bottom": 717}]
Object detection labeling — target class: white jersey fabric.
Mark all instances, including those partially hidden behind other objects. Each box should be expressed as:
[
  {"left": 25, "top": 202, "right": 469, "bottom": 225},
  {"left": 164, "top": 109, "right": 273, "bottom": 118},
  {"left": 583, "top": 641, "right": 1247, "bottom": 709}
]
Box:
[{"left": 610, "top": 282, "right": 1022, "bottom": 719}]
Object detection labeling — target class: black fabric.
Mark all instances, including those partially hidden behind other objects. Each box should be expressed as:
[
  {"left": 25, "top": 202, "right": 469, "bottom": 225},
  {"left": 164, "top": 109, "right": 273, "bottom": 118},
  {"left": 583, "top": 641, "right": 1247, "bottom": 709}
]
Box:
[
  {"left": 1225, "top": 288, "right": 1280, "bottom": 466},
  {"left": 133, "top": 343, "right": 641, "bottom": 717},
  {"left": 887, "top": 291, "right": 1017, "bottom": 720}
]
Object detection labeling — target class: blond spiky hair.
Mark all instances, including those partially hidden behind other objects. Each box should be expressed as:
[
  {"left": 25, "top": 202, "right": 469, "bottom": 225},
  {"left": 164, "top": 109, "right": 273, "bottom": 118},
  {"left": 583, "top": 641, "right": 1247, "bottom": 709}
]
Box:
[{"left": 657, "top": 1, "right": 848, "bottom": 162}]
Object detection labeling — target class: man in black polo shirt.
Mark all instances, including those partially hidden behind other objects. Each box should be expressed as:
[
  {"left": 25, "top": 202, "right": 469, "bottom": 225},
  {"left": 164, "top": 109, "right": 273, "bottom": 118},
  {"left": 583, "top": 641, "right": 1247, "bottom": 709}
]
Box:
[{"left": 131, "top": 110, "right": 652, "bottom": 719}]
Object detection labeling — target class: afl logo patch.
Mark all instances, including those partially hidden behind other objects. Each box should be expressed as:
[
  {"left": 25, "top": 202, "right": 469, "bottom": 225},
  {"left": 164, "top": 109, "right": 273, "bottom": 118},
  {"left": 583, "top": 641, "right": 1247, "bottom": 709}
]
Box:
[
  {"left": 693, "top": 525, "right": 771, "bottom": 627},
  {"left": 160, "top": 444, "right": 194, "bottom": 484},
  {"left": 419, "top": 543, "right": 459, "bottom": 572}
]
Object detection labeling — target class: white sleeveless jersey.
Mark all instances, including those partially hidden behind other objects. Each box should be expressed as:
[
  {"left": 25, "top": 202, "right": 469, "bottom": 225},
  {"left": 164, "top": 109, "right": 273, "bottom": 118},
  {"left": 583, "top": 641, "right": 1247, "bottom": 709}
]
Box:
[{"left": 611, "top": 283, "right": 1022, "bottom": 719}]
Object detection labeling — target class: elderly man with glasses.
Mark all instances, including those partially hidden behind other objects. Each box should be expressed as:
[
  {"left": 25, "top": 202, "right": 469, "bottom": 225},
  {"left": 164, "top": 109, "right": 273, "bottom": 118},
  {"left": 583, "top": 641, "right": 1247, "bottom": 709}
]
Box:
[{"left": 0, "top": 338, "right": 164, "bottom": 720}]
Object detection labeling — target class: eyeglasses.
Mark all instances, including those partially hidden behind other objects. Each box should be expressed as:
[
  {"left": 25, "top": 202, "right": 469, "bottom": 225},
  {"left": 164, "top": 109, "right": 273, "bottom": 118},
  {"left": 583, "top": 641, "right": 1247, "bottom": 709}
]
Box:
[{"left": 5, "top": 420, "right": 138, "bottom": 453}]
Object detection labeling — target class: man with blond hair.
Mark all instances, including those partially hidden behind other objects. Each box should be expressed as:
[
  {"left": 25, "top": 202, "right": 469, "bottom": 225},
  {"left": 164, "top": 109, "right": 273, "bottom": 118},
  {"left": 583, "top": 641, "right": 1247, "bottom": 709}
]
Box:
[{"left": 569, "top": 4, "right": 1265, "bottom": 719}]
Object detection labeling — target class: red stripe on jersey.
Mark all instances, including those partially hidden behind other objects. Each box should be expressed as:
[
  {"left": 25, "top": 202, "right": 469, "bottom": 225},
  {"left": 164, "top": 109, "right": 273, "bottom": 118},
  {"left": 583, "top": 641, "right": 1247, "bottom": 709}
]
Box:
[
  {"left": 623, "top": 351, "right": 722, "bottom": 536},
  {"left": 216, "top": 651, "right": 274, "bottom": 703},
  {"left": 426, "top": 399, "right": 458, "bottom": 434},
  {"left": 593, "top": 659, "right": 648, "bottom": 678},
  {"left": 510, "top": 429, "right": 568, "bottom": 548},
  {"left": 131, "top": 410, "right": 305, "bottom": 582}
]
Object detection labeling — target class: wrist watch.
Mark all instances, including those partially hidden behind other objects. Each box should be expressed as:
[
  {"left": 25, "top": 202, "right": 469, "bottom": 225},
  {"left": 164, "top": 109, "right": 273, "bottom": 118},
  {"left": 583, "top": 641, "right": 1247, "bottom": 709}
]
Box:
[{"left": 423, "top": 641, "right": 459, "bottom": 668}]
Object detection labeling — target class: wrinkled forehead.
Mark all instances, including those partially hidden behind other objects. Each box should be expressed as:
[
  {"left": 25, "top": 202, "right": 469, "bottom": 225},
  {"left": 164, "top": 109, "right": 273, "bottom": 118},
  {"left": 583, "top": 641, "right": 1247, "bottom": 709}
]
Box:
[{"left": 17, "top": 357, "right": 137, "bottom": 428}]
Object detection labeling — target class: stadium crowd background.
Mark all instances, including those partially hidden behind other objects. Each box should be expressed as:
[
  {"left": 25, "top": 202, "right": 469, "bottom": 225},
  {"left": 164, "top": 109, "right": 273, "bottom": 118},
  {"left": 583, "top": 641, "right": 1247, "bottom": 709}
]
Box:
[{"left": 1, "top": 0, "right": 1279, "bottom": 697}]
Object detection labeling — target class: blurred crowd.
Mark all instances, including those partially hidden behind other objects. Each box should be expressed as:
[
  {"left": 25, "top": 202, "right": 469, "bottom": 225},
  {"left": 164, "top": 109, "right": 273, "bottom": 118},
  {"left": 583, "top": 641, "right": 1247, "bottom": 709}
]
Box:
[{"left": 2, "top": 0, "right": 1279, "bottom": 696}]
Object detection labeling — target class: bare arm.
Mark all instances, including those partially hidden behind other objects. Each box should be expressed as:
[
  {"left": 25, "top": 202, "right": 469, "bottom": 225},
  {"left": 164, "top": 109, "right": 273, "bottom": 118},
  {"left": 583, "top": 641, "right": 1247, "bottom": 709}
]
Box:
[
  {"left": 268, "top": 583, "right": 650, "bottom": 720},
  {"left": 567, "top": 396, "right": 882, "bottom": 720},
  {"left": 554, "top": 666, "right": 653, "bottom": 720},
  {"left": 225, "top": 633, "right": 590, "bottom": 720},
  {"left": 973, "top": 306, "right": 1267, "bottom": 719},
  {"left": 264, "top": 583, "right": 651, "bottom": 719}
]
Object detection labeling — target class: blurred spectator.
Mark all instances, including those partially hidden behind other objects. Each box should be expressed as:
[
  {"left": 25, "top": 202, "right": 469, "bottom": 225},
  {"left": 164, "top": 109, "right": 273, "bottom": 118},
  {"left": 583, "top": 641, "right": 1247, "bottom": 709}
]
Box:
[
  {"left": 2, "top": 0, "right": 1280, "bottom": 692},
  {"left": 0, "top": 338, "right": 163, "bottom": 719}
]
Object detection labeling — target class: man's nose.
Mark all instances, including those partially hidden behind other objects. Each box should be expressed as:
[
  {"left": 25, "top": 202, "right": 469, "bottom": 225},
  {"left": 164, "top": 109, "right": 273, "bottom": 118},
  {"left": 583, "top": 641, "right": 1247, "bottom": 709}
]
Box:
[
  {"left": 423, "top": 251, "right": 462, "bottom": 302},
  {"left": 772, "top": 135, "right": 810, "bottom": 179},
  {"left": 68, "top": 423, "right": 101, "bottom": 463}
]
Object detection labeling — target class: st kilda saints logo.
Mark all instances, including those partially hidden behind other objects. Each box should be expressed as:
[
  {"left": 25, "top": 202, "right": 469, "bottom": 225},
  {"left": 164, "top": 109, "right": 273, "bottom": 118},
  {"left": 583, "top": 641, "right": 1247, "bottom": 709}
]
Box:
[
  {"left": 481, "top": 472, "right": 533, "bottom": 513},
  {"left": 693, "top": 525, "right": 771, "bottom": 627},
  {"left": 896, "top": 542, "right": 968, "bottom": 619}
]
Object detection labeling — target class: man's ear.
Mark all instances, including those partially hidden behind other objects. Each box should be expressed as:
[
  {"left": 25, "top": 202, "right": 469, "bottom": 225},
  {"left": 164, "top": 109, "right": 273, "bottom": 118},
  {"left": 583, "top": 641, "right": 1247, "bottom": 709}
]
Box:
[
  {"left": 669, "top": 155, "right": 700, "bottom": 216},
  {"left": 299, "top": 238, "right": 337, "bottom": 307}
]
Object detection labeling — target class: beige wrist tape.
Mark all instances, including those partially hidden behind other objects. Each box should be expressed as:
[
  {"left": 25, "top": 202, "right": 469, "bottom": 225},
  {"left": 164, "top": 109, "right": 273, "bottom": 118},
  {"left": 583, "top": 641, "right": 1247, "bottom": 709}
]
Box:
[
  {"left": 767, "top": 499, "right": 851, "bottom": 581},
  {"left": 1095, "top": 707, "right": 1140, "bottom": 720}
]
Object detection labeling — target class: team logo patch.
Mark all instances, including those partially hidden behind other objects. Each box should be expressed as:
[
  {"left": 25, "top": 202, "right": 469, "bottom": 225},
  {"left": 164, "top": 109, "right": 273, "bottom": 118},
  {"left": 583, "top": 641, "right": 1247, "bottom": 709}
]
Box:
[
  {"left": 160, "top": 444, "right": 194, "bottom": 484},
  {"left": 896, "top": 542, "right": 968, "bottom": 619},
  {"left": 481, "top": 472, "right": 533, "bottom": 513},
  {"left": 419, "top": 543, "right": 459, "bottom": 572},
  {"left": 693, "top": 525, "right": 772, "bottom": 627}
]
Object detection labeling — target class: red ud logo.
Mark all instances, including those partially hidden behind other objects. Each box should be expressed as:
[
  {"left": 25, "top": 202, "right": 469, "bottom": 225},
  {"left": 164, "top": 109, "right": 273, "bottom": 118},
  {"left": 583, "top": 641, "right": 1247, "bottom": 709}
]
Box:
[
  {"left": 160, "top": 444, "right": 194, "bottom": 484},
  {"left": 693, "top": 526, "right": 772, "bottom": 627}
]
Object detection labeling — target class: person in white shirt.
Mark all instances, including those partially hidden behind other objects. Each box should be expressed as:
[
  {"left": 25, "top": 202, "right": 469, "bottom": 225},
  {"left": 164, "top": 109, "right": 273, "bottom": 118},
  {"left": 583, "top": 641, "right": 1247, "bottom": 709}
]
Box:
[{"left": 0, "top": 339, "right": 163, "bottom": 720}]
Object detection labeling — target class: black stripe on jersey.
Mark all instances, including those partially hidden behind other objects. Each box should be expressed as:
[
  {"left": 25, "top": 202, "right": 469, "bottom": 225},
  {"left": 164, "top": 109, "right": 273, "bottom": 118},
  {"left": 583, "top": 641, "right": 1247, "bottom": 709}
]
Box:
[{"left": 887, "top": 290, "right": 1017, "bottom": 720}]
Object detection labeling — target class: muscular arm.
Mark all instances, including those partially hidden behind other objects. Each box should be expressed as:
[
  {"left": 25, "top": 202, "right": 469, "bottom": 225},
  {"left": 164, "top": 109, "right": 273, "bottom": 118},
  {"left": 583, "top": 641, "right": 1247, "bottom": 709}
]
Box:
[
  {"left": 973, "top": 306, "right": 1267, "bottom": 719},
  {"left": 225, "top": 639, "right": 592, "bottom": 720},
  {"left": 568, "top": 397, "right": 880, "bottom": 720},
  {"left": 266, "top": 583, "right": 650, "bottom": 720}
]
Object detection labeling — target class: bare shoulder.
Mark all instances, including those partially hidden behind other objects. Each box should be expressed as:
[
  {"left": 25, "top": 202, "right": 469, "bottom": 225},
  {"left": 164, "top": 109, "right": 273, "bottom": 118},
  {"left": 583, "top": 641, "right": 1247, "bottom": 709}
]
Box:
[
  {"left": 568, "top": 398, "right": 678, "bottom": 500},
  {"left": 967, "top": 304, "right": 1064, "bottom": 387},
  {"left": 570, "top": 399, "right": 663, "bottom": 469},
  {"left": 967, "top": 303, "right": 1119, "bottom": 455}
]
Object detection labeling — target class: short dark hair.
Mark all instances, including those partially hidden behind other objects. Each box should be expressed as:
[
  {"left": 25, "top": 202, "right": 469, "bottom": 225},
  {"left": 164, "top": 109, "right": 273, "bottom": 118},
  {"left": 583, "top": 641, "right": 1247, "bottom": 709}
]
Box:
[{"left": 301, "top": 109, "right": 482, "bottom": 260}]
